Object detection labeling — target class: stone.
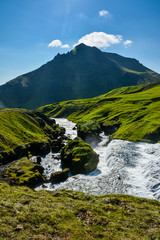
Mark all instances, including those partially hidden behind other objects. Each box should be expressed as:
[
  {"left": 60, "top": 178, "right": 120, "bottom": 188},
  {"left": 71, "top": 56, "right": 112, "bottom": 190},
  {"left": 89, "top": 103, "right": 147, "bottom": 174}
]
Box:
[
  {"left": 61, "top": 137, "right": 99, "bottom": 175},
  {"left": 50, "top": 168, "right": 70, "bottom": 183},
  {"left": 36, "top": 156, "right": 41, "bottom": 164}
]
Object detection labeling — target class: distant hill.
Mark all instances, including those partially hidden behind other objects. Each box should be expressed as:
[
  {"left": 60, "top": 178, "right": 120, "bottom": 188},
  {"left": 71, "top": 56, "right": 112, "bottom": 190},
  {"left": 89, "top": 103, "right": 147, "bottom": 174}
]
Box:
[
  {"left": 0, "top": 43, "right": 159, "bottom": 109},
  {"left": 38, "top": 82, "right": 160, "bottom": 142}
]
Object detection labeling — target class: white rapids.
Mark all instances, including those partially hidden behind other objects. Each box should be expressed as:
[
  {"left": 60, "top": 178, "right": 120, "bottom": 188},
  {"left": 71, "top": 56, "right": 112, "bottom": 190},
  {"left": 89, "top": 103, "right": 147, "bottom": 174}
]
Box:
[{"left": 35, "top": 118, "right": 160, "bottom": 200}]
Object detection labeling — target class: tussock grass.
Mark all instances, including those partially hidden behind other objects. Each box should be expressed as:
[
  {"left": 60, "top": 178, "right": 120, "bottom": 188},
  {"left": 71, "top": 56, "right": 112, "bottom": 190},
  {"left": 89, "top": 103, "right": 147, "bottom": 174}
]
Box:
[{"left": 0, "top": 182, "right": 159, "bottom": 239}]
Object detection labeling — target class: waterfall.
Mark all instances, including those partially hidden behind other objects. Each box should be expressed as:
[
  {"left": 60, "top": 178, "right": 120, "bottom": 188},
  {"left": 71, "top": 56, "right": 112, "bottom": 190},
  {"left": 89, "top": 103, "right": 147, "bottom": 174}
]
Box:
[{"left": 35, "top": 118, "right": 160, "bottom": 200}]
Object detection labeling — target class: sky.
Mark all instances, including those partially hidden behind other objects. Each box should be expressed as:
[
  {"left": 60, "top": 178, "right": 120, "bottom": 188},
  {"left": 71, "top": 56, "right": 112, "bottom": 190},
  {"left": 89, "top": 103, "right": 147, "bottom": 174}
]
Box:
[{"left": 0, "top": 0, "right": 160, "bottom": 85}]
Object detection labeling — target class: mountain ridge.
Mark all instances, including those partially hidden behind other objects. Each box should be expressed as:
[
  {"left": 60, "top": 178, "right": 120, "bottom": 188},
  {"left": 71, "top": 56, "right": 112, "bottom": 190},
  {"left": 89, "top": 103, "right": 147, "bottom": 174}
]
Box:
[{"left": 0, "top": 43, "right": 159, "bottom": 109}]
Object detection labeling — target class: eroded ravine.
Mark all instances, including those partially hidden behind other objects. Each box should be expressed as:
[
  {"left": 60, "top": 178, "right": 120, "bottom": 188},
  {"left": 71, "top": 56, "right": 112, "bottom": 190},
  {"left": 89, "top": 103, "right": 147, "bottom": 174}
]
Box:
[{"left": 35, "top": 118, "right": 160, "bottom": 200}]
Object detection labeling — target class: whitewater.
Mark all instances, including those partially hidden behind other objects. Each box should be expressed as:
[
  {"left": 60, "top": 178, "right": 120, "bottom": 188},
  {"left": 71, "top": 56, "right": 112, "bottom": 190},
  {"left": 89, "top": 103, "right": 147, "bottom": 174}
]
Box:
[{"left": 35, "top": 118, "right": 160, "bottom": 200}]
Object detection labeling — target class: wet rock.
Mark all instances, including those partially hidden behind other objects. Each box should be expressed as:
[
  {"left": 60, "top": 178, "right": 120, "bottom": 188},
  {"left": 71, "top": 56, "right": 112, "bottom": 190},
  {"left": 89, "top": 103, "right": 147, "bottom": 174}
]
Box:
[
  {"left": 101, "top": 123, "right": 120, "bottom": 135},
  {"left": 77, "top": 120, "right": 101, "bottom": 141},
  {"left": 29, "top": 141, "right": 50, "bottom": 156},
  {"left": 50, "top": 168, "right": 70, "bottom": 183},
  {"left": 36, "top": 156, "right": 41, "bottom": 164}
]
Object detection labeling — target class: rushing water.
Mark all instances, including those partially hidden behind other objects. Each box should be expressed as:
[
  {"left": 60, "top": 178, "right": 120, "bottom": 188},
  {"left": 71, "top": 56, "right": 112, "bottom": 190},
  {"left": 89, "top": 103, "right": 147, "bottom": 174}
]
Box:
[{"left": 35, "top": 118, "right": 160, "bottom": 200}]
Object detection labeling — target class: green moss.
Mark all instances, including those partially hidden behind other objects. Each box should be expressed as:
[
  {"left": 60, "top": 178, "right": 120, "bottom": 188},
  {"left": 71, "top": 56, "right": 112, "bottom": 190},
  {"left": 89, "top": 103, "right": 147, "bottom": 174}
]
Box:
[
  {"left": 0, "top": 183, "right": 160, "bottom": 239},
  {"left": 3, "top": 157, "right": 44, "bottom": 186},
  {"left": 61, "top": 138, "right": 99, "bottom": 174},
  {"left": 38, "top": 82, "right": 160, "bottom": 142},
  {"left": 50, "top": 168, "right": 70, "bottom": 183}
]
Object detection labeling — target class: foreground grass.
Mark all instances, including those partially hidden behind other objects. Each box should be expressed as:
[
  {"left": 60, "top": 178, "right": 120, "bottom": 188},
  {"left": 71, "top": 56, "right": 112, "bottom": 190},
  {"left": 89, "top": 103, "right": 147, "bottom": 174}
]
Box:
[
  {"left": 0, "top": 182, "right": 159, "bottom": 240},
  {"left": 38, "top": 82, "right": 160, "bottom": 142}
]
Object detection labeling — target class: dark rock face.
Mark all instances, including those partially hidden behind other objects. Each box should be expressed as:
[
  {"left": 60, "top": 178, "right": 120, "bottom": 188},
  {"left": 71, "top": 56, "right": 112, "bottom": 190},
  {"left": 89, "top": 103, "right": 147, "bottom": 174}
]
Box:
[
  {"left": 29, "top": 142, "right": 51, "bottom": 156},
  {"left": 61, "top": 137, "right": 99, "bottom": 175},
  {"left": 76, "top": 120, "right": 102, "bottom": 147},
  {"left": 77, "top": 120, "right": 101, "bottom": 140},
  {"left": 49, "top": 168, "right": 70, "bottom": 183},
  {"left": 101, "top": 123, "right": 121, "bottom": 135},
  {"left": 51, "top": 136, "right": 65, "bottom": 152},
  {"left": 36, "top": 156, "right": 41, "bottom": 164},
  {"left": 0, "top": 43, "right": 159, "bottom": 109},
  {"left": 143, "top": 128, "right": 160, "bottom": 143}
]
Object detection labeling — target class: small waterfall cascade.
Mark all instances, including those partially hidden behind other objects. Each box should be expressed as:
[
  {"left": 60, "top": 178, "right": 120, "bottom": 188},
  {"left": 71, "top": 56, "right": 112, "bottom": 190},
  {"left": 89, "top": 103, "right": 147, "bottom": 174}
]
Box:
[{"left": 35, "top": 118, "right": 160, "bottom": 201}]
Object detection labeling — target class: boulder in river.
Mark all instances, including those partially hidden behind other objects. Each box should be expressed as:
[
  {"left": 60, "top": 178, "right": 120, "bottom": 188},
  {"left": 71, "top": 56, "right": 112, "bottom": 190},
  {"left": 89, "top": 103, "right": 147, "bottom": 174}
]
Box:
[
  {"left": 50, "top": 168, "right": 70, "bottom": 183},
  {"left": 61, "top": 137, "right": 99, "bottom": 175}
]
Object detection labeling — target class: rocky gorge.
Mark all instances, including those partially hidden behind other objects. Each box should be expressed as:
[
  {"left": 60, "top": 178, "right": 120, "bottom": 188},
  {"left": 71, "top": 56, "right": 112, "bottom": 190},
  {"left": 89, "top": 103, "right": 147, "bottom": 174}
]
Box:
[{"left": 35, "top": 118, "right": 160, "bottom": 201}]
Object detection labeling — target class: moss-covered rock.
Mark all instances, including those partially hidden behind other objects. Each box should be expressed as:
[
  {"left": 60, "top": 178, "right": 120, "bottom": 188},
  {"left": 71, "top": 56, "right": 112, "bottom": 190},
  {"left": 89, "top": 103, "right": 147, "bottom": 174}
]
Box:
[
  {"left": 50, "top": 168, "right": 70, "bottom": 183},
  {"left": 3, "top": 157, "right": 44, "bottom": 187},
  {"left": 61, "top": 137, "right": 99, "bottom": 175}
]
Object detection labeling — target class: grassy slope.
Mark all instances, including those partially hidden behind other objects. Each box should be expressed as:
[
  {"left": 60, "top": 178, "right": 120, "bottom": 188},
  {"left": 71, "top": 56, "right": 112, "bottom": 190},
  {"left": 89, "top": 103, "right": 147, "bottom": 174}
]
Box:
[
  {"left": 0, "top": 109, "right": 47, "bottom": 151},
  {"left": 0, "top": 109, "right": 61, "bottom": 164},
  {"left": 38, "top": 83, "right": 160, "bottom": 142},
  {"left": 0, "top": 182, "right": 159, "bottom": 240}
]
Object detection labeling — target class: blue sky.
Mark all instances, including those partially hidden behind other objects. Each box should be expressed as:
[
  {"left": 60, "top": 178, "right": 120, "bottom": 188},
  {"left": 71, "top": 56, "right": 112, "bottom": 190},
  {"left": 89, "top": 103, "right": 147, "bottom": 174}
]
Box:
[{"left": 0, "top": 0, "right": 160, "bottom": 85}]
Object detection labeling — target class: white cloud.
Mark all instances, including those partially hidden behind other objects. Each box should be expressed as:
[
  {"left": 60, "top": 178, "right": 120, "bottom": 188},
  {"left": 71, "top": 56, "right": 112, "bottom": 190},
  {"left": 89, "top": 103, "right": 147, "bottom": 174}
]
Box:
[
  {"left": 61, "top": 44, "right": 70, "bottom": 48},
  {"left": 123, "top": 40, "right": 133, "bottom": 48},
  {"left": 74, "top": 32, "right": 122, "bottom": 49},
  {"left": 99, "top": 10, "right": 110, "bottom": 17},
  {"left": 48, "top": 40, "right": 70, "bottom": 48},
  {"left": 48, "top": 40, "right": 62, "bottom": 48}
]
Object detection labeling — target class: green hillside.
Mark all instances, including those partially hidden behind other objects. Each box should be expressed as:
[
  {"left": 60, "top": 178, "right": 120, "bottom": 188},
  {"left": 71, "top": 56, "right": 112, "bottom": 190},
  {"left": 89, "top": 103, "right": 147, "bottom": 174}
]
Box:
[
  {"left": 38, "top": 82, "right": 160, "bottom": 142},
  {"left": 0, "top": 182, "right": 159, "bottom": 240},
  {"left": 0, "top": 109, "right": 64, "bottom": 165}
]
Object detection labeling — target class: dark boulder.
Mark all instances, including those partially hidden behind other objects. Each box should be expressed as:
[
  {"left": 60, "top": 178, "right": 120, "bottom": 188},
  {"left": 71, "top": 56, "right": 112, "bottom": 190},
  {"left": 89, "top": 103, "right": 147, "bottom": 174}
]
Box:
[
  {"left": 49, "top": 168, "right": 70, "bottom": 183},
  {"left": 29, "top": 141, "right": 50, "bottom": 156},
  {"left": 36, "top": 156, "right": 41, "bottom": 164}
]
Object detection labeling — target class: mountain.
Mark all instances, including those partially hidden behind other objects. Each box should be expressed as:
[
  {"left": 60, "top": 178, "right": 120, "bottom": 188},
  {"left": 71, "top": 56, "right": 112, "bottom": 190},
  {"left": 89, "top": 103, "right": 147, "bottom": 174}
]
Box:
[
  {"left": 38, "top": 82, "right": 160, "bottom": 142},
  {"left": 0, "top": 43, "right": 160, "bottom": 109}
]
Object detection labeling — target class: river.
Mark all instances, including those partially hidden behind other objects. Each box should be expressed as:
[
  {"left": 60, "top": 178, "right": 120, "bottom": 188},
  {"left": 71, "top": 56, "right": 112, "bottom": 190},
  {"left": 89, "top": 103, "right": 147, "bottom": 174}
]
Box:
[{"left": 35, "top": 118, "right": 160, "bottom": 200}]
